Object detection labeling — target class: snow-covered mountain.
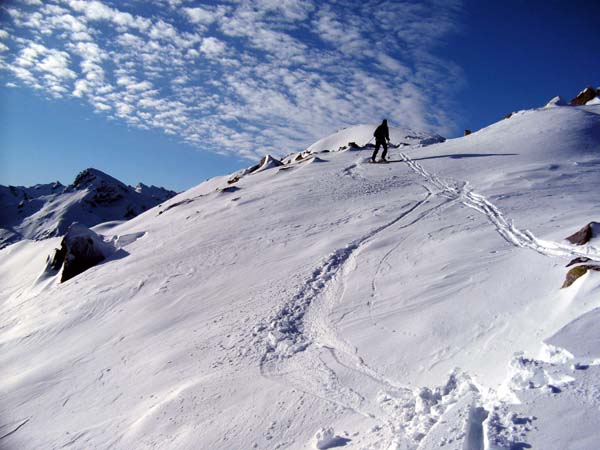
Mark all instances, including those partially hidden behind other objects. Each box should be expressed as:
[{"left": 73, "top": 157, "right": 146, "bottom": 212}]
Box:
[
  {"left": 1, "top": 103, "right": 600, "bottom": 450},
  {"left": 0, "top": 168, "right": 176, "bottom": 248}
]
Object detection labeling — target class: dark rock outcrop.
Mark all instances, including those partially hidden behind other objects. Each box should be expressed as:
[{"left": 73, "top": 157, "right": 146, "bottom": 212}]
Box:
[
  {"left": 562, "top": 265, "right": 600, "bottom": 288},
  {"left": 47, "top": 223, "right": 115, "bottom": 282},
  {"left": 464, "top": 129, "right": 472, "bottom": 136},
  {"left": 218, "top": 186, "right": 240, "bottom": 194},
  {"left": 566, "top": 257, "right": 591, "bottom": 267},
  {"left": 570, "top": 86, "right": 598, "bottom": 106},
  {"left": 565, "top": 222, "right": 600, "bottom": 245}
]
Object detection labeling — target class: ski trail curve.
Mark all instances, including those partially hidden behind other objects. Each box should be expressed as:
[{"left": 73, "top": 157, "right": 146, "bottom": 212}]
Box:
[
  {"left": 259, "top": 191, "right": 438, "bottom": 422},
  {"left": 260, "top": 194, "right": 431, "bottom": 369},
  {"left": 398, "top": 152, "right": 600, "bottom": 262},
  {"left": 256, "top": 158, "right": 497, "bottom": 448}
]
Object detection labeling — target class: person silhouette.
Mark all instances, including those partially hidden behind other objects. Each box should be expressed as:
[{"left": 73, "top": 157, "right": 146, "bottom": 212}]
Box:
[{"left": 371, "top": 119, "right": 390, "bottom": 163}]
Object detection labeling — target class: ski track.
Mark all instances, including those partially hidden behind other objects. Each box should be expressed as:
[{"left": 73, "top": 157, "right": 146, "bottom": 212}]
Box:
[
  {"left": 260, "top": 192, "right": 433, "bottom": 367},
  {"left": 257, "top": 147, "right": 599, "bottom": 449},
  {"left": 398, "top": 151, "right": 600, "bottom": 262},
  {"left": 258, "top": 161, "right": 476, "bottom": 448}
]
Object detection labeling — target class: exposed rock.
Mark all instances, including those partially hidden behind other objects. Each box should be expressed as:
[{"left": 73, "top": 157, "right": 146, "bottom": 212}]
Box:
[
  {"left": 464, "top": 129, "right": 472, "bottom": 136},
  {"left": 227, "top": 175, "right": 241, "bottom": 185},
  {"left": 348, "top": 142, "right": 360, "bottom": 148},
  {"left": 566, "top": 257, "right": 591, "bottom": 267},
  {"left": 504, "top": 112, "right": 513, "bottom": 120},
  {"left": 562, "top": 265, "right": 600, "bottom": 288},
  {"left": 565, "top": 222, "right": 600, "bottom": 245},
  {"left": 570, "top": 86, "right": 598, "bottom": 106},
  {"left": 46, "top": 223, "right": 115, "bottom": 282},
  {"left": 247, "top": 155, "right": 283, "bottom": 174},
  {"left": 218, "top": 186, "right": 240, "bottom": 194}
]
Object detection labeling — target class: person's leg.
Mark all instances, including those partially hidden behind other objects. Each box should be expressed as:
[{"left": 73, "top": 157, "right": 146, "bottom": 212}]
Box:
[
  {"left": 381, "top": 141, "right": 388, "bottom": 160},
  {"left": 372, "top": 142, "right": 381, "bottom": 161}
]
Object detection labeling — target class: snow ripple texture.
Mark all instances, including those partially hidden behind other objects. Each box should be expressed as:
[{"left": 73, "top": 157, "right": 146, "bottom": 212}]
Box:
[{"left": 257, "top": 144, "right": 600, "bottom": 449}]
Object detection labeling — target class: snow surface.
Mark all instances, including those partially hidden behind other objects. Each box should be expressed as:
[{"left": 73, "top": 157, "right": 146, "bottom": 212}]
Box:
[
  {"left": 1, "top": 104, "right": 600, "bottom": 449},
  {"left": 586, "top": 96, "right": 600, "bottom": 105}
]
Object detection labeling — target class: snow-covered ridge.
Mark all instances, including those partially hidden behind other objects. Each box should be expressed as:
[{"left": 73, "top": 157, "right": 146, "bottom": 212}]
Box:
[
  {"left": 305, "top": 124, "right": 445, "bottom": 154},
  {"left": 225, "top": 125, "right": 445, "bottom": 184},
  {"left": 0, "top": 168, "right": 176, "bottom": 248},
  {"left": 1, "top": 101, "right": 600, "bottom": 449}
]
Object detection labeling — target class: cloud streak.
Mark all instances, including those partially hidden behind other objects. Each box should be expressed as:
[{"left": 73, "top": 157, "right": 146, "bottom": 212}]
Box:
[{"left": 1, "top": 0, "right": 463, "bottom": 161}]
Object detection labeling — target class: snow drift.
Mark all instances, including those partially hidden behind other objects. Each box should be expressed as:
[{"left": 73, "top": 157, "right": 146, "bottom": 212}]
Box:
[{"left": 1, "top": 100, "right": 600, "bottom": 450}]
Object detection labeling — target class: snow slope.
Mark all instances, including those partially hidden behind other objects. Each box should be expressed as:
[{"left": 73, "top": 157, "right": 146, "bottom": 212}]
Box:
[
  {"left": 1, "top": 103, "right": 600, "bottom": 450},
  {"left": 0, "top": 168, "right": 176, "bottom": 249}
]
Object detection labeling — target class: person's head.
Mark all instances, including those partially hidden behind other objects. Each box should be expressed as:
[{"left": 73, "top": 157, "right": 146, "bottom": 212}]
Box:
[{"left": 382, "top": 119, "right": 387, "bottom": 125}]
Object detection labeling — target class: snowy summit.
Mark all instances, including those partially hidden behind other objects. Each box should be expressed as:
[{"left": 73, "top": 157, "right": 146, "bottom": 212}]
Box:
[
  {"left": 0, "top": 168, "right": 176, "bottom": 249},
  {"left": 1, "top": 96, "right": 600, "bottom": 450}
]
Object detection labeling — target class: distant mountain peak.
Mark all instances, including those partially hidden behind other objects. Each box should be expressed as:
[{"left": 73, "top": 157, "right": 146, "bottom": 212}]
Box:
[
  {"left": 72, "top": 168, "right": 127, "bottom": 191},
  {"left": 0, "top": 168, "right": 177, "bottom": 249}
]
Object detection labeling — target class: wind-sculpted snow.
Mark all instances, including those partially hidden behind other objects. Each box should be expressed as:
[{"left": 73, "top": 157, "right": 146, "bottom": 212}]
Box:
[{"left": 1, "top": 104, "right": 600, "bottom": 449}]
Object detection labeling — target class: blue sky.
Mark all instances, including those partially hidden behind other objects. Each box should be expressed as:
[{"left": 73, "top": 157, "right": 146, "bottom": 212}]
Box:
[{"left": 0, "top": 0, "right": 598, "bottom": 192}]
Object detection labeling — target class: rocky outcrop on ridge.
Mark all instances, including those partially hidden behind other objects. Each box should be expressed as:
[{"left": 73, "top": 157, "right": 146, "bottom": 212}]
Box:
[
  {"left": 570, "top": 86, "right": 598, "bottom": 105},
  {"left": 46, "top": 223, "right": 116, "bottom": 282},
  {"left": 565, "top": 221, "right": 600, "bottom": 245}
]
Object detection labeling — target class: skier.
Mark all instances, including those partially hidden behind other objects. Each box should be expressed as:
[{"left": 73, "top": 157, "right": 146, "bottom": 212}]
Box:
[{"left": 371, "top": 119, "right": 390, "bottom": 163}]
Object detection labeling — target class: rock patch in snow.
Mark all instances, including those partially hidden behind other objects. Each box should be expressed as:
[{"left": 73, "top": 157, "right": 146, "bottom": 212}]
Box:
[
  {"left": 218, "top": 186, "right": 241, "bottom": 194},
  {"left": 570, "top": 86, "right": 598, "bottom": 105},
  {"left": 562, "top": 264, "right": 600, "bottom": 288},
  {"left": 565, "top": 256, "right": 591, "bottom": 267},
  {"left": 565, "top": 221, "right": 600, "bottom": 245},
  {"left": 248, "top": 155, "right": 283, "bottom": 174},
  {"left": 46, "top": 223, "right": 117, "bottom": 282}
]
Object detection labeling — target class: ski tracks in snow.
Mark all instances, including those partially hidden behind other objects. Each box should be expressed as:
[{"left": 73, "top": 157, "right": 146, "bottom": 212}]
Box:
[
  {"left": 257, "top": 178, "right": 476, "bottom": 447},
  {"left": 256, "top": 148, "right": 599, "bottom": 449},
  {"left": 398, "top": 152, "right": 600, "bottom": 262}
]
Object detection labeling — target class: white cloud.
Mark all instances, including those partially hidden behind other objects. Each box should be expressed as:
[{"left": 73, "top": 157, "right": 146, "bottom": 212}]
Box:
[
  {"left": 73, "top": 78, "right": 88, "bottom": 97},
  {"left": 199, "top": 37, "right": 225, "bottom": 57},
  {"left": 126, "top": 80, "right": 153, "bottom": 92},
  {"left": 65, "top": 0, "right": 151, "bottom": 31},
  {"left": 93, "top": 101, "right": 111, "bottom": 111},
  {"left": 39, "top": 51, "right": 77, "bottom": 79},
  {"left": 184, "top": 6, "right": 216, "bottom": 25},
  {"left": 1, "top": 0, "right": 464, "bottom": 160}
]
